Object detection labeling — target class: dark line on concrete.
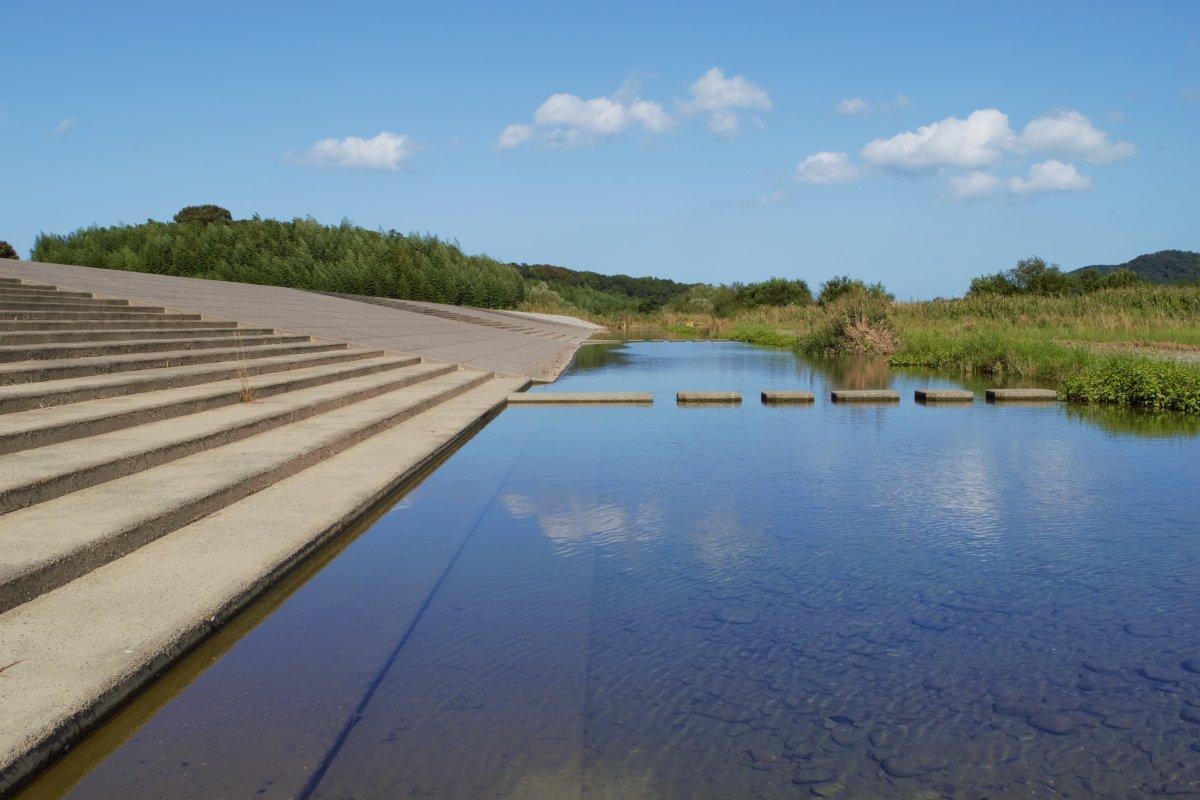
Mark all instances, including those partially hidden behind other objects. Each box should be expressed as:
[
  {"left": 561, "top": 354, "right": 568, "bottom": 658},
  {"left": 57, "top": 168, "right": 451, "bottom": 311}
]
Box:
[{"left": 298, "top": 414, "right": 545, "bottom": 800}]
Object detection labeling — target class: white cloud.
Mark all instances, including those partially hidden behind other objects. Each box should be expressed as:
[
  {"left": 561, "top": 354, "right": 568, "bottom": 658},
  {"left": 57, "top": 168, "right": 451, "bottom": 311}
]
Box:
[
  {"left": 1006, "top": 160, "right": 1092, "bottom": 195},
  {"left": 1020, "top": 110, "right": 1135, "bottom": 163},
  {"left": 835, "top": 94, "right": 908, "bottom": 116},
  {"left": 496, "top": 123, "right": 533, "bottom": 150},
  {"left": 52, "top": 117, "right": 77, "bottom": 136},
  {"left": 627, "top": 99, "right": 673, "bottom": 133},
  {"left": 795, "top": 151, "right": 861, "bottom": 185},
  {"left": 861, "top": 108, "right": 1018, "bottom": 171},
  {"left": 296, "top": 132, "right": 413, "bottom": 171},
  {"left": 1181, "top": 87, "right": 1200, "bottom": 102},
  {"left": 945, "top": 171, "right": 1003, "bottom": 201},
  {"left": 835, "top": 97, "right": 871, "bottom": 116},
  {"left": 681, "top": 67, "right": 772, "bottom": 135},
  {"left": 498, "top": 86, "right": 672, "bottom": 149}
]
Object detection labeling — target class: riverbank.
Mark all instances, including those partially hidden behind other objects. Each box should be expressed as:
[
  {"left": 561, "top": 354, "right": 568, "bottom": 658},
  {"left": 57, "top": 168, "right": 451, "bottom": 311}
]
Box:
[{"left": 529, "top": 285, "right": 1200, "bottom": 413}]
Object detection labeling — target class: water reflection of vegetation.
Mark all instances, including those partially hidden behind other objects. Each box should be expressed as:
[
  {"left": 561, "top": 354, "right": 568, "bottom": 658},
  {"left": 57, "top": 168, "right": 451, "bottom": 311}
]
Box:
[{"left": 1065, "top": 404, "right": 1200, "bottom": 438}]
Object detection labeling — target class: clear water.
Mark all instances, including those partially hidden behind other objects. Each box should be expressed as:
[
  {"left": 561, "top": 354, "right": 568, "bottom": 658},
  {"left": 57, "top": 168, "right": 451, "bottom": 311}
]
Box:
[{"left": 24, "top": 342, "right": 1200, "bottom": 799}]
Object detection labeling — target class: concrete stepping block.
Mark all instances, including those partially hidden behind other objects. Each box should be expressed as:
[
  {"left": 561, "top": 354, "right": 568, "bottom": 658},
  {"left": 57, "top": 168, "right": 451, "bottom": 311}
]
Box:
[
  {"left": 761, "top": 390, "right": 814, "bottom": 403},
  {"left": 915, "top": 389, "right": 974, "bottom": 402},
  {"left": 830, "top": 389, "right": 899, "bottom": 402},
  {"left": 986, "top": 388, "right": 1058, "bottom": 402},
  {"left": 508, "top": 392, "right": 651, "bottom": 404},
  {"left": 677, "top": 391, "right": 741, "bottom": 403}
]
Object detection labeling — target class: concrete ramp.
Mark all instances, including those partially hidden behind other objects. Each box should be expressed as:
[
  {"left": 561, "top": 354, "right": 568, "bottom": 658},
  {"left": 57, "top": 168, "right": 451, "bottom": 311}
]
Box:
[
  {"left": 0, "top": 261, "right": 595, "bottom": 382},
  {"left": 0, "top": 270, "right": 534, "bottom": 792}
]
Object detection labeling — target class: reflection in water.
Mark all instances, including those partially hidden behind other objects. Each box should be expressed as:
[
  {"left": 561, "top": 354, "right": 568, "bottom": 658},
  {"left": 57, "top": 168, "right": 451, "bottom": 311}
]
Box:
[
  {"left": 501, "top": 491, "right": 666, "bottom": 554},
  {"left": 26, "top": 342, "right": 1200, "bottom": 800}
]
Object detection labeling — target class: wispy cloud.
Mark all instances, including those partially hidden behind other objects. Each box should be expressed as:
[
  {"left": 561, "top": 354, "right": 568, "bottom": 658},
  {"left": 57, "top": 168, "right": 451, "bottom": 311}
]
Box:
[
  {"left": 52, "top": 117, "right": 78, "bottom": 136},
  {"left": 795, "top": 151, "right": 861, "bottom": 185},
  {"left": 289, "top": 132, "right": 413, "bottom": 171},
  {"left": 834, "top": 94, "right": 909, "bottom": 117}
]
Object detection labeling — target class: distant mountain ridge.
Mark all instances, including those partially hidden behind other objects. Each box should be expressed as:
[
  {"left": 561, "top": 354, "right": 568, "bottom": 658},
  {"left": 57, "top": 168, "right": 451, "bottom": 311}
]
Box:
[{"left": 1071, "top": 250, "right": 1200, "bottom": 284}]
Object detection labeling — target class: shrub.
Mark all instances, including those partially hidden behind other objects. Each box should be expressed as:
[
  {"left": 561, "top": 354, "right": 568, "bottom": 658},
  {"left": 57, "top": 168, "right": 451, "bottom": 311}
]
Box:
[
  {"left": 969, "top": 257, "right": 1145, "bottom": 297},
  {"left": 173, "top": 205, "right": 233, "bottom": 225},
  {"left": 817, "top": 275, "right": 893, "bottom": 305},
  {"left": 736, "top": 277, "right": 812, "bottom": 308},
  {"left": 0, "top": 241, "right": 17, "bottom": 259},
  {"left": 1061, "top": 358, "right": 1200, "bottom": 413},
  {"left": 32, "top": 217, "right": 527, "bottom": 309},
  {"left": 802, "top": 294, "right": 900, "bottom": 355}
]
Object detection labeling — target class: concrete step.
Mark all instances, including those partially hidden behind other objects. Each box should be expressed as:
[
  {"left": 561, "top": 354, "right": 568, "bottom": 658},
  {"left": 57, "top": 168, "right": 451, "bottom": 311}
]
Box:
[
  {"left": 0, "top": 309, "right": 195, "bottom": 321},
  {"left": 0, "top": 355, "right": 422, "bottom": 453},
  {"left": 0, "top": 340, "right": 344, "bottom": 385},
  {"left": 0, "top": 280, "right": 57, "bottom": 289},
  {"left": 0, "top": 333, "right": 311, "bottom": 362},
  {"left": 0, "top": 367, "right": 493, "bottom": 614},
  {"left": 0, "top": 326, "right": 274, "bottom": 345},
  {"left": 0, "top": 318, "right": 227, "bottom": 331},
  {"left": 0, "top": 289, "right": 96, "bottom": 299},
  {"left": 0, "top": 299, "right": 139, "bottom": 311},
  {"left": 0, "top": 373, "right": 526, "bottom": 793},
  {"left": 0, "top": 348, "right": 383, "bottom": 412},
  {"left": 0, "top": 361, "right": 459, "bottom": 513}
]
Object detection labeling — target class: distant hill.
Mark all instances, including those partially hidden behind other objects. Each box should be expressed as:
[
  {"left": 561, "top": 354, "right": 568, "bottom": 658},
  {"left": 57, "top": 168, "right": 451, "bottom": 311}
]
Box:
[
  {"left": 1072, "top": 250, "right": 1200, "bottom": 284},
  {"left": 512, "top": 263, "right": 696, "bottom": 314}
]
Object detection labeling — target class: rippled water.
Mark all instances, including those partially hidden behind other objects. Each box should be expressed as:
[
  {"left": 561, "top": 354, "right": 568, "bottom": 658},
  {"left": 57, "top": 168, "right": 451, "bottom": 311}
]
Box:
[{"left": 25, "top": 342, "right": 1200, "bottom": 799}]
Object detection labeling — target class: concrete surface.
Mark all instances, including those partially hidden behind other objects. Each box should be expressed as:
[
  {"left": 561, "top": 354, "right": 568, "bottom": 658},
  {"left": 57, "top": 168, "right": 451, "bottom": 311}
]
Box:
[
  {"left": 677, "top": 391, "right": 742, "bottom": 403},
  {"left": 0, "top": 271, "right": 545, "bottom": 793},
  {"left": 0, "top": 261, "right": 595, "bottom": 382},
  {"left": 761, "top": 390, "right": 814, "bottom": 403},
  {"left": 915, "top": 389, "right": 975, "bottom": 402},
  {"left": 0, "top": 373, "right": 526, "bottom": 795},
  {"left": 986, "top": 388, "right": 1059, "bottom": 402},
  {"left": 507, "top": 392, "right": 652, "bottom": 404},
  {"left": 830, "top": 389, "right": 900, "bottom": 402}
]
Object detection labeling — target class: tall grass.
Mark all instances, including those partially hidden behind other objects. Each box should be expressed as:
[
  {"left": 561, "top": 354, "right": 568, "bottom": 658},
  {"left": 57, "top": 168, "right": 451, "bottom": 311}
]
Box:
[
  {"left": 560, "top": 285, "right": 1200, "bottom": 413},
  {"left": 33, "top": 218, "right": 527, "bottom": 309}
]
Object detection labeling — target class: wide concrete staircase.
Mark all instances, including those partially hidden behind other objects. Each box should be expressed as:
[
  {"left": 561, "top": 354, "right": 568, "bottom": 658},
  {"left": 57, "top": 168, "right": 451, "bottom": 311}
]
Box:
[{"left": 0, "top": 276, "right": 528, "bottom": 792}]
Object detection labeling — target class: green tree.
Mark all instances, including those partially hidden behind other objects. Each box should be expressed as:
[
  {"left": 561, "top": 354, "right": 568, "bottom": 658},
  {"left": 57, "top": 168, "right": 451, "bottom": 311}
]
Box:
[
  {"left": 173, "top": 205, "right": 233, "bottom": 225},
  {"left": 0, "top": 241, "right": 18, "bottom": 259}
]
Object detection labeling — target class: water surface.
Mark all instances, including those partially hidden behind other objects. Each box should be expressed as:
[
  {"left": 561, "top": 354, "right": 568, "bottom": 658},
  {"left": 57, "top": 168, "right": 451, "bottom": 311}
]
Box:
[{"left": 25, "top": 342, "right": 1200, "bottom": 799}]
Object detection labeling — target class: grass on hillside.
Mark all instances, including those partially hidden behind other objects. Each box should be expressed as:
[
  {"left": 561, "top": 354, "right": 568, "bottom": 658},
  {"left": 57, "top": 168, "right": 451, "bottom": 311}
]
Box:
[{"left": 33, "top": 217, "right": 526, "bottom": 309}]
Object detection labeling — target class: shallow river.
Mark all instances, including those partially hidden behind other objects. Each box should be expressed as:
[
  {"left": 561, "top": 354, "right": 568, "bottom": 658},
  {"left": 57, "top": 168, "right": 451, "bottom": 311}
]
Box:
[{"left": 23, "top": 342, "right": 1200, "bottom": 799}]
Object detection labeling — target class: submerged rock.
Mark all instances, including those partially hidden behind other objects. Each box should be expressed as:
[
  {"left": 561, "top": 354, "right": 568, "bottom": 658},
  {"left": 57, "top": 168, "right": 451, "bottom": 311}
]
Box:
[
  {"left": 1137, "top": 666, "right": 1180, "bottom": 684},
  {"left": 1122, "top": 622, "right": 1170, "bottom": 638},
  {"left": 791, "top": 767, "right": 837, "bottom": 785},
  {"left": 715, "top": 607, "right": 758, "bottom": 624},
  {"left": 880, "top": 753, "right": 947, "bottom": 778},
  {"left": 1026, "top": 712, "right": 1077, "bottom": 735}
]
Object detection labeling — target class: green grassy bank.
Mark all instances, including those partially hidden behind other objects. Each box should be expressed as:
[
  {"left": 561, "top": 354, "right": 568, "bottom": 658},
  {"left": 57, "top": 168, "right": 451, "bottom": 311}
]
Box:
[
  {"left": 574, "top": 287, "right": 1200, "bottom": 414},
  {"left": 32, "top": 217, "right": 526, "bottom": 309}
]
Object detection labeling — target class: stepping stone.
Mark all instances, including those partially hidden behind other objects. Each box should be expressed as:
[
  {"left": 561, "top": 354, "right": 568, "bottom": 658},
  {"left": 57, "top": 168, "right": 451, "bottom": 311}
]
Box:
[
  {"left": 915, "top": 389, "right": 974, "bottom": 402},
  {"left": 677, "top": 391, "right": 741, "bottom": 403},
  {"left": 986, "top": 388, "right": 1058, "bottom": 402},
  {"left": 830, "top": 389, "right": 899, "bottom": 403},
  {"left": 761, "top": 390, "right": 814, "bottom": 403}
]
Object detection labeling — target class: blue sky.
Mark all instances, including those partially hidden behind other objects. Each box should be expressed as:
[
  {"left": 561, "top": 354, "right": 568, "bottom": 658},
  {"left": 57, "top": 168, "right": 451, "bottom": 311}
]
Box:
[{"left": 3, "top": 0, "right": 1199, "bottom": 297}]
